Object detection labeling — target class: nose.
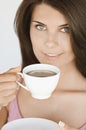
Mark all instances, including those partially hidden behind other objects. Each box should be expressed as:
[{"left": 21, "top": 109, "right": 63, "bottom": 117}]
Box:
[{"left": 45, "top": 33, "right": 57, "bottom": 48}]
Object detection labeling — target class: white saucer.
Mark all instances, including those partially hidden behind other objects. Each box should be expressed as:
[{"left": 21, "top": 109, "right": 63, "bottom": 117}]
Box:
[{"left": 2, "top": 118, "right": 59, "bottom": 130}]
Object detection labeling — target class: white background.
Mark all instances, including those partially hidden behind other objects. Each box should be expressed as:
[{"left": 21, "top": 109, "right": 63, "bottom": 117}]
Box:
[{"left": 0, "top": 0, "right": 22, "bottom": 73}]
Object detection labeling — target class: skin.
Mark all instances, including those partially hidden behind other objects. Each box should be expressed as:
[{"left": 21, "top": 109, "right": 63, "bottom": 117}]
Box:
[
  {"left": 59, "top": 121, "right": 79, "bottom": 130},
  {"left": 18, "top": 3, "right": 86, "bottom": 129},
  {"left": 0, "top": 107, "right": 8, "bottom": 129},
  {"left": 0, "top": 66, "right": 21, "bottom": 128},
  {"left": 30, "top": 4, "right": 75, "bottom": 71},
  {"left": 0, "top": 66, "right": 21, "bottom": 108},
  {"left": 0, "top": 3, "right": 86, "bottom": 130}
]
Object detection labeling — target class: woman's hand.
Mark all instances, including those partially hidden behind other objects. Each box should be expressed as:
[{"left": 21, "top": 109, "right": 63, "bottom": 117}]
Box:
[
  {"left": 0, "top": 66, "right": 21, "bottom": 110},
  {"left": 59, "top": 121, "right": 80, "bottom": 130}
]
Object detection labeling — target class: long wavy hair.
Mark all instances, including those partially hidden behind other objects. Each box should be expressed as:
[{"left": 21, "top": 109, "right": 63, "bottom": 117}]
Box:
[{"left": 14, "top": 0, "right": 86, "bottom": 77}]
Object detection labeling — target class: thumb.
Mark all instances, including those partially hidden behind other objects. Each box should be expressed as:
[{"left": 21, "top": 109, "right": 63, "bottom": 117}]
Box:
[
  {"left": 58, "top": 121, "right": 79, "bottom": 130},
  {"left": 59, "top": 121, "right": 65, "bottom": 130}
]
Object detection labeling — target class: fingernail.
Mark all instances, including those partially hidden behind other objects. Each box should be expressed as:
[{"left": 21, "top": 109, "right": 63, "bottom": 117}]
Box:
[
  {"left": 17, "top": 74, "right": 23, "bottom": 83},
  {"left": 59, "top": 121, "right": 65, "bottom": 128}
]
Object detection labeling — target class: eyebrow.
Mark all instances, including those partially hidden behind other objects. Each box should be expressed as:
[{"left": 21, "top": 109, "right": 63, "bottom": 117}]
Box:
[
  {"left": 32, "top": 20, "right": 69, "bottom": 27},
  {"left": 59, "top": 24, "right": 69, "bottom": 27},
  {"left": 32, "top": 21, "right": 46, "bottom": 26}
]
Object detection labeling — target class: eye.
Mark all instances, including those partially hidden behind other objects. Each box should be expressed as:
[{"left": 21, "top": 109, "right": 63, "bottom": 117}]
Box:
[
  {"left": 61, "top": 26, "right": 70, "bottom": 33},
  {"left": 35, "top": 25, "right": 46, "bottom": 31}
]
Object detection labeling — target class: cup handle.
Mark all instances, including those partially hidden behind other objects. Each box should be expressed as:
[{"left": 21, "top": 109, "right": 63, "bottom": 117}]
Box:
[{"left": 16, "top": 72, "right": 29, "bottom": 91}]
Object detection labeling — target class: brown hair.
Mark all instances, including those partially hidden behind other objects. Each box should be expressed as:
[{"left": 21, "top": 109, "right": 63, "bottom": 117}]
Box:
[{"left": 14, "top": 0, "right": 86, "bottom": 77}]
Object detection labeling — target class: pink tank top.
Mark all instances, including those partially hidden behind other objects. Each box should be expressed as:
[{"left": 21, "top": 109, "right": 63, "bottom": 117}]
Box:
[
  {"left": 8, "top": 97, "right": 86, "bottom": 130},
  {"left": 8, "top": 97, "right": 22, "bottom": 122},
  {"left": 81, "top": 124, "right": 86, "bottom": 130}
]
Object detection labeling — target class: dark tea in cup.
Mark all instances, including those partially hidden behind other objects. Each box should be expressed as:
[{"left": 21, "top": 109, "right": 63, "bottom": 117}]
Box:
[{"left": 26, "top": 70, "right": 57, "bottom": 77}]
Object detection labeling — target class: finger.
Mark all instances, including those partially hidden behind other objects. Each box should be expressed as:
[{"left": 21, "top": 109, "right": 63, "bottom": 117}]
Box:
[
  {"left": 59, "top": 121, "right": 79, "bottom": 130},
  {"left": 0, "top": 94, "right": 16, "bottom": 107},
  {"left": 0, "top": 88, "right": 18, "bottom": 97},
  {"left": 59, "top": 121, "right": 65, "bottom": 130},
  {"left": 0, "top": 72, "right": 22, "bottom": 82},
  {"left": 0, "top": 81, "right": 19, "bottom": 92}
]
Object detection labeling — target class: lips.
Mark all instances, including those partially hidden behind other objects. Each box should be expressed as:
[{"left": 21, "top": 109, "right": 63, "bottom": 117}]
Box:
[
  {"left": 47, "top": 53, "right": 57, "bottom": 56},
  {"left": 44, "top": 52, "right": 63, "bottom": 58},
  {"left": 44, "top": 53, "right": 59, "bottom": 58},
  {"left": 46, "top": 53, "right": 58, "bottom": 57}
]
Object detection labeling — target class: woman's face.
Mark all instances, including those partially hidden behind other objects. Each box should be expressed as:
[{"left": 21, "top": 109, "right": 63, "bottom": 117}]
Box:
[{"left": 30, "top": 3, "right": 75, "bottom": 69}]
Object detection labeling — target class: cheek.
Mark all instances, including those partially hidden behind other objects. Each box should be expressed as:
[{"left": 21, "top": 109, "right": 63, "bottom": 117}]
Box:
[
  {"left": 30, "top": 33, "right": 42, "bottom": 53},
  {"left": 30, "top": 28, "right": 47, "bottom": 44},
  {"left": 60, "top": 36, "right": 72, "bottom": 51}
]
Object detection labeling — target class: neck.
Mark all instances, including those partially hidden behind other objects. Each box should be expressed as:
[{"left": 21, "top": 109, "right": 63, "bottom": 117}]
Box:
[{"left": 56, "top": 61, "right": 85, "bottom": 91}]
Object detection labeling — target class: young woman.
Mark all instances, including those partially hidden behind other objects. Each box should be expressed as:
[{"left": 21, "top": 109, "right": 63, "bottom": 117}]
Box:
[{"left": 0, "top": 0, "right": 86, "bottom": 130}]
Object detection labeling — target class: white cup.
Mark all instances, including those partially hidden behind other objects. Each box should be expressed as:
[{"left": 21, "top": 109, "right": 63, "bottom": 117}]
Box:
[{"left": 17, "top": 64, "right": 60, "bottom": 99}]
